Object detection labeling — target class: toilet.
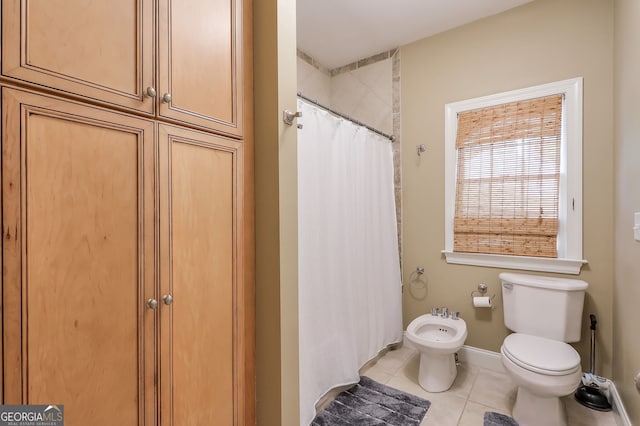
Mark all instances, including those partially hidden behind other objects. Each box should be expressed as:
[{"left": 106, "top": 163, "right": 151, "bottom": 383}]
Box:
[
  {"left": 406, "top": 312, "right": 467, "bottom": 392},
  {"left": 499, "top": 272, "right": 588, "bottom": 426}
]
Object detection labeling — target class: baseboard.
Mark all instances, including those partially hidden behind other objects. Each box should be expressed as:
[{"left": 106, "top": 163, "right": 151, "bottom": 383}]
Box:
[
  {"left": 455, "top": 344, "right": 632, "bottom": 426},
  {"left": 608, "top": 381, "right": 632, "bottom": 426},
  {"left": 457, "top": 345, "right": 505, "bottom": 373}
]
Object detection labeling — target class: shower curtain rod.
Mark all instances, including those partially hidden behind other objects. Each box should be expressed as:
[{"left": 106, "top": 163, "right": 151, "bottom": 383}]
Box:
[{"left": 297, "top": 92, "right": 396, "bottom": 142}]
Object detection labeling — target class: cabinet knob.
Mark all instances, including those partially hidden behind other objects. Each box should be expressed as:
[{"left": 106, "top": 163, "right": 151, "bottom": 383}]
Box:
[
  {"left": 146, "top": 298, "right": 159, "bottom": 310},
  {"left": 162, "top": 294, "right": 173, "bottom": 305},
  {"left": 145, "top": 87, "right": 157, "bottom": 98},
  {"left": 161, "top": 93, "right": 172, "bottom": 104}
]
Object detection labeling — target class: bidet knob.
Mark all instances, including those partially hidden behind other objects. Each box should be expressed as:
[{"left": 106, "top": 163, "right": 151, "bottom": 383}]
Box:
[
  {"left": 451, "top": 311, "right": 460, "bottom": 320},
  {"left": 431, "top": 307, "right": 439, "bottom": 316},
  {"left": 441, "top": 307, "right": 448, "bottom": 318}
]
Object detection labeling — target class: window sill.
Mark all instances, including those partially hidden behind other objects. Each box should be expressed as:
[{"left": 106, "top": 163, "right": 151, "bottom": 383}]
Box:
[{"left": 441, "top": 251, "right": 587, "bottom": 275}]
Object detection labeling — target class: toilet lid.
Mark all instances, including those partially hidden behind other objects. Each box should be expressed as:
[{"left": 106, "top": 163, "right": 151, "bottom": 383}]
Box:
[{"left": 502, "top": 333, "right": 581, "bottom": 376}]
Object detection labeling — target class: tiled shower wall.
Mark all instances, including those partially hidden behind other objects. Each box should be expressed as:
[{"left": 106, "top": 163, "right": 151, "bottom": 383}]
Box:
[{"left": 297, "top": 50, "right": 403, "bottom": 263}]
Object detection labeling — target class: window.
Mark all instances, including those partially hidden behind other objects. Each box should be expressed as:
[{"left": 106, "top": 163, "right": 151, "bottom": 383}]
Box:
[{"left": 443, "top": 78, "right": 586, "bottom": 274}]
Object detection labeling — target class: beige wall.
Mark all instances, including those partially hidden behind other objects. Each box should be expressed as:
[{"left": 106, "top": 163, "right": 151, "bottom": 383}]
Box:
[
  {"left": 401, "top": 0, "right": 614, "bottom": 377},
  {"left": 255, "top": 0, "right": 640, "bottom": 422},
  {"left": 253, "top": 0, "right": 300, "bottom": 424},
  {"left": 614, "top": 0, "right": 640, "bottom": 421}
]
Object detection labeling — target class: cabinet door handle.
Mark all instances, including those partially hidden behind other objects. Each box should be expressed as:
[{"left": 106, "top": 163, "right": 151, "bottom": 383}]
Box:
[
  {"left": 161, "top": 93, "right": 172, "bottom": 104},
  {"left": 162, "top": 294, "right": 173, "bottom": 305},
  {"left": 145, "top": 87, "right": 157, "bottom": 98},
  {"left": 146, "top": 298, "right": 159, "bottom": 310}
]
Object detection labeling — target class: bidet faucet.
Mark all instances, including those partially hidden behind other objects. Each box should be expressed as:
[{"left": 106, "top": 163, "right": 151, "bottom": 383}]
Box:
[{"left": 441, "top": 307, "right": 448, "bottom": 318}]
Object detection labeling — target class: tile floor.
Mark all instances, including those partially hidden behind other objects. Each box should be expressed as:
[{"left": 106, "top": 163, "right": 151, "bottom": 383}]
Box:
[{"left": 357, "top": 344, "right": 618, "bottom": 426}]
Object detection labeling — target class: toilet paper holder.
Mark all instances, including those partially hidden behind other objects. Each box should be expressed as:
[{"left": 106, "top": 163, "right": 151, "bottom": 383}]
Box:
[{"left": 470, "top": 283, "right": 495, "bottom": 301}]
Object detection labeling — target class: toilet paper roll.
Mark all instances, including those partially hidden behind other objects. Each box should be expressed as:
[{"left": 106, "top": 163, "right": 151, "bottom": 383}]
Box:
[{"left": 473, "top": 296, "right": 492, "bottom": 308}]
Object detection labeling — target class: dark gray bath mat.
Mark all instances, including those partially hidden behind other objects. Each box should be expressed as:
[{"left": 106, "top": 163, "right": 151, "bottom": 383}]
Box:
[
  {"left": 484, "top": 411, "right": 519, "bottom": 426},
  {"left": 312, "top": 376, "right": 430, "bottom": 425}
]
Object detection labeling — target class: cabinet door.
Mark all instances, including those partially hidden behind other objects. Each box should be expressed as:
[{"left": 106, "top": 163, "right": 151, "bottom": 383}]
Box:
[
  {"left": 158, "top": 124, "right": 247, "bottom": 425},
  {"left": 158, "top": 0, "right": 244, "bottom": 137},
  {"left": 1, "top": 88, "right": 157, "bottom": 425},
  {"left": 1, "top": 0, "right": 155, "bottom": 114}
]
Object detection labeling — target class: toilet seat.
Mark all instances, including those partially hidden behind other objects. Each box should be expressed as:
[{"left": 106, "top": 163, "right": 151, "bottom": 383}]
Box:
[{"left": 502, "top": 333, "right": 581, "bottom": 376}]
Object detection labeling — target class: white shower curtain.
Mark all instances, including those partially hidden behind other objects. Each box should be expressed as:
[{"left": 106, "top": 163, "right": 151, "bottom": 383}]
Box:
[{"left": 297, "top": 99, "right": 403, "bottom": 426}]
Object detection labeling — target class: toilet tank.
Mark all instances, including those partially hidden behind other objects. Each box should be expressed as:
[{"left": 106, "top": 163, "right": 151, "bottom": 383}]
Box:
[{"left": 500, "top": 272, "right": 588, "bottom": 343}]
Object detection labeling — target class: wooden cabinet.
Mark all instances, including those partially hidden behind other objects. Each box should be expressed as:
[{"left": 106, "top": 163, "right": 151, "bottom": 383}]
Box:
[
  {"left": 1, "top": 0, "right": 254, "bottom": 423},
  {"left": 1, "top": 0, "right": 155, "bottom": 114},
  {"left": 158, "top": 124, "right": 247, "bottom": 425},
  {"left": 158, "top": 0, "right": 244, "bottom": 135},
  {"left": 1, "top": 88, "right": 157, "bottom": 424},
  {"left": 1, "top": 0, "right": 245, "bottom": 137},
  {"left": 1, "top": 88, "right": 252, "bottom": 425}
]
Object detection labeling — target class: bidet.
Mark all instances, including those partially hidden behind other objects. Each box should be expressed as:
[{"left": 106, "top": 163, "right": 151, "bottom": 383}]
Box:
[{"left": 406, "top": 313, "right": 467, "bottom": 392}]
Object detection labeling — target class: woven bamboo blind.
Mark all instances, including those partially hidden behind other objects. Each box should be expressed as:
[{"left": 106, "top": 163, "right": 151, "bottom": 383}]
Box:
[{"left": 454, "top": 94, "right": 562, "bottom": 258}]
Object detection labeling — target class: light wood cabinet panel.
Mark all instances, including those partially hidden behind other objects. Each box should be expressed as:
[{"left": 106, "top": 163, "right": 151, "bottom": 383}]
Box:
[
  {"left": 2, "top": 0, "right": 246, "bottom": 137},
  {"left": 158, "top": 0, "right": 244, "bottom": 136},
  {"left": 1, "top": 88, "right": 156, "bottom": 425},
  {"left": 1, "top": 0, "right": 253, "bottom": 421},
  {"left": 1, "top": 0, "right": 155, "bottom": 114},
  {"left": 158, "top": 124, "right": 246, "bottom": 425}
]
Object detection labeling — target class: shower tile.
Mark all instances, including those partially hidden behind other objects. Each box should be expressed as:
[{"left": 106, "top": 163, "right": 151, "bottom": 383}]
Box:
[
  {"left": 330, "top": 62, "right": 357, "bottom": 76},
  {"left": 356, "top": 60, "right": 392, "bottom": 96},
  {"left": 353, "top": 92, "right": 392, "bottom": 134},
  {"left": 297, "top": 58, "right": 331, "bottom": 105},
  {"left": 330, "top": 58, "right": 392, "bottom": 135},
  {"left": 392, "top": 112, "right": 401, "bottom": 134},
  {"left": 392, "top": 77, "right": 401, "bottom": 111},
  {"left": 330, "top": 73, "right": 360, "bottom": 113},
  {"left": 357, "top": 51, "right": 390, "bottom": 68},
  {"left": 297, "top": 49, "right": 314, "bottom": 65}
]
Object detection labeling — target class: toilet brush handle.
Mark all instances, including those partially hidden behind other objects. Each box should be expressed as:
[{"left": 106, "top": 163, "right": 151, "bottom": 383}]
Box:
[
  {"left": 589, "top": 314, "right": 597, "bottom": 375},
  {"left": 590, "top": 328, "right": 596, "bottom": 374}
]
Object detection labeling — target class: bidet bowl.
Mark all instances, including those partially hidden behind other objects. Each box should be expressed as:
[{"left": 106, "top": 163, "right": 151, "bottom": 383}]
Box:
[
  {"left": 406, "top": 314, "right": 468, "bottom": 392},
  {"left": 406, "top": 314, "right": 468, "bottom": 355}
]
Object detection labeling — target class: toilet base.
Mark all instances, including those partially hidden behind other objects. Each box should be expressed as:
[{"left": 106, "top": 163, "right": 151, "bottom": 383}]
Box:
[
  {"left": 513, "top": 387, "right": 567, "bottom": 426},
  {"left": 418, "top": 352, "right": 457, "bottom": 392}
]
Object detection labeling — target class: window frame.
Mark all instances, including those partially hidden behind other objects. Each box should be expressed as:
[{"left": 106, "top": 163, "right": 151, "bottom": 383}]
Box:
[{"left": 442, "top": 77, "right": 587, "bottom": 275}]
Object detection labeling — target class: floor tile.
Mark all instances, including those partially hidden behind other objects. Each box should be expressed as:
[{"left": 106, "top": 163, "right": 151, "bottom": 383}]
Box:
[
  {"left": 315, "top": 345, "right": 619, "bottom": 426},
  {"left": 448, "top": 362, "right": 480, "bottom": 400},
  {"left": 399, "top": 352, "right": 420, "bottom": 379},
  {"left": 419, "top": 392, "right": 467, "bottom": 426},
  {"left": 359, "top": 363, "right": 394, "bottom": 384},
  {"left": 565, "top": 395, "right": 618, "bottom": 426},
  {"left": 371, "top": 346, "right": 415, "bottom": 375},
  {"left": 386, "top": 374, "right": 437, "bottom": 401},
  {"left": 457, "top": 400, "right": 511, "bottom": 426},
  {"left": 467, "top": 368, "right": 517, "bottom": 413}
]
